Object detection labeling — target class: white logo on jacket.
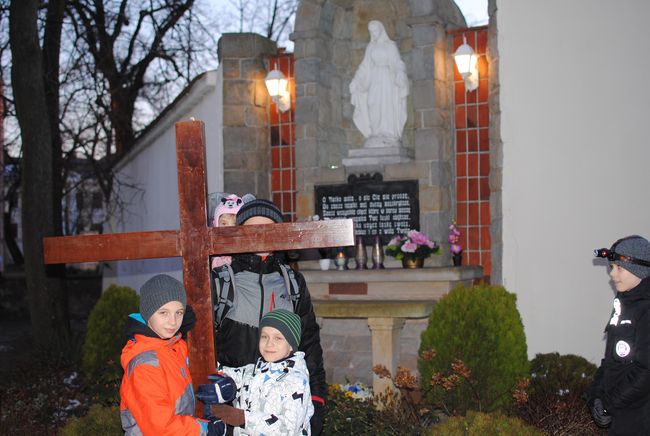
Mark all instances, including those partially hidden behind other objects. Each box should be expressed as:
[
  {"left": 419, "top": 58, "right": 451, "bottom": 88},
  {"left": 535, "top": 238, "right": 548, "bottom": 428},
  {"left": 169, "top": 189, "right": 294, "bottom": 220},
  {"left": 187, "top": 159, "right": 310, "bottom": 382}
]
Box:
[{"left": 615, "top": 340, "right": 631, "bottom": 357}]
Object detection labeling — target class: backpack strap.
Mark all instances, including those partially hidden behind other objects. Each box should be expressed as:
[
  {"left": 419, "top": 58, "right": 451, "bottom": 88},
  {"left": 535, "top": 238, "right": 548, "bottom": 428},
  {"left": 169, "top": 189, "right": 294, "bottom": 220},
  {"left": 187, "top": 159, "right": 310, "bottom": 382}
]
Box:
[
  {"left": 213, "top": 264, "right": 236, "bottom": 329},
  {"left": 279, "top": 264, "right": 301, "bottom": 311}
]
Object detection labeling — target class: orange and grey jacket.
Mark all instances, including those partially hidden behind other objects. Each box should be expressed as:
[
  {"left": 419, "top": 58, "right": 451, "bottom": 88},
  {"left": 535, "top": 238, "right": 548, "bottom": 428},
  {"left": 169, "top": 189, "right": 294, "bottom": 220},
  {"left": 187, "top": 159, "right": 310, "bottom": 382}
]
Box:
[{"left": 119, "top": 313, "right": 208, "bottom": 435}]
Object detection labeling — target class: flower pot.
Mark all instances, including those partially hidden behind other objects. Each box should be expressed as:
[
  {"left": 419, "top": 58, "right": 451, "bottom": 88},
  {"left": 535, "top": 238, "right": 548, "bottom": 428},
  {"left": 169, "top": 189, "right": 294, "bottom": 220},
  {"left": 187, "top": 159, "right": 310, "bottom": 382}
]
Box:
[
  {"left": 319, "top": 258, "right": 331, "bottom": 271},
  {"left": 402, "top": 257, "right": 424, "bottom": 269},
  {"left": 452, "top": 252, "right": 463, "bottom": 266}
]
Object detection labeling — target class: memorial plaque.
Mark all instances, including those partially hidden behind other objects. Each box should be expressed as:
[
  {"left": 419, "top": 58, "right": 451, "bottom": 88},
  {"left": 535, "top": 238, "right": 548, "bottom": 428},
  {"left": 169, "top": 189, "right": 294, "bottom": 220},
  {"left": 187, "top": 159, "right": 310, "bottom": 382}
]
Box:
[{"left": 315, "top": 176, "right": 419, "bottom": 244}]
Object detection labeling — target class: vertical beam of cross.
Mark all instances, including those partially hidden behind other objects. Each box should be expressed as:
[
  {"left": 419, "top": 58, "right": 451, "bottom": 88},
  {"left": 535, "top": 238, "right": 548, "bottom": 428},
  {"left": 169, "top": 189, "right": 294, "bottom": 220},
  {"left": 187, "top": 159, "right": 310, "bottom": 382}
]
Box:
[{"left": 175, "top": 120, "right": 216, "bottom": 379}]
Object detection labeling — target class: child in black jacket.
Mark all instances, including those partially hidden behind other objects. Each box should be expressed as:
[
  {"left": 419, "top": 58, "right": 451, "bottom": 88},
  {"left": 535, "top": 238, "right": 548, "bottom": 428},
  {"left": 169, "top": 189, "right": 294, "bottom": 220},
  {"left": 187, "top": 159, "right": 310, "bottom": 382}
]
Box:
[{"left": 588, "top": 235, "right": 650, "bottom": 435}]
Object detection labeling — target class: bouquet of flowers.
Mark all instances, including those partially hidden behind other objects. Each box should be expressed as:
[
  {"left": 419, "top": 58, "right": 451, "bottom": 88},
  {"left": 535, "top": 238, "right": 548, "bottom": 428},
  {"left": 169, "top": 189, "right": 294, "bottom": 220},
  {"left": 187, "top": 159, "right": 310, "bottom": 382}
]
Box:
[
  {"left": 330, "top": 382, "right": 373, "bottom": 400},
  {"left": 448, "top": 220, "right": 462, "bottom": 254},
  {"left": 385, "top": 230, "right": 439, "bottom": 261}
]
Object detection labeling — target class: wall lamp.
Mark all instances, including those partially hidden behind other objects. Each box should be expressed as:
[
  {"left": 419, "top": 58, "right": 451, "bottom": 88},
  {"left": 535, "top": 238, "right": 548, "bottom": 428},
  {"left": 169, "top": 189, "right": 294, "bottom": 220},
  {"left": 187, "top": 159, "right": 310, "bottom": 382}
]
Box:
[
  {"left": 264, "top": 69, "right": 291, "bottom": 112},
  {"left": 454, "top": 35, "right": 479, "bottom": 92}
]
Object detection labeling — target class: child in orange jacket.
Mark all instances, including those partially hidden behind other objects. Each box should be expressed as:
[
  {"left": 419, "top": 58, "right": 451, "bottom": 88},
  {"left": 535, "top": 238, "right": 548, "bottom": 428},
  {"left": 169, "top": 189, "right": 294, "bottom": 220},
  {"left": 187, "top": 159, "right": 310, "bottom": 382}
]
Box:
[{"left": 119, "top": 274, "right": 225, "bottom": 435}]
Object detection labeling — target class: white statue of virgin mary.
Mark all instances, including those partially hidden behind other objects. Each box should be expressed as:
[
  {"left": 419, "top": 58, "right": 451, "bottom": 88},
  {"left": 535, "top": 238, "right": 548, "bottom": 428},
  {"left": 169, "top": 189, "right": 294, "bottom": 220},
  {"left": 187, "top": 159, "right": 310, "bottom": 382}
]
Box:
[{"left": 349, "top": 20, "right": 409, "bottom": 147}]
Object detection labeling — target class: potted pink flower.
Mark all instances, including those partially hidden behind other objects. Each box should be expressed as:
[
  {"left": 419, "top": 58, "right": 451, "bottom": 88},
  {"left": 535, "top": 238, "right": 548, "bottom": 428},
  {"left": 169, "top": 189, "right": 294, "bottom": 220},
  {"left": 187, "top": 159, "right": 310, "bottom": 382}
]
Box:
[
  {"left": 386, "top": 230, "right": 439, "bottom": 268},
  {"left": 448, "top": 220, "right": 463, "bottom": 266}
]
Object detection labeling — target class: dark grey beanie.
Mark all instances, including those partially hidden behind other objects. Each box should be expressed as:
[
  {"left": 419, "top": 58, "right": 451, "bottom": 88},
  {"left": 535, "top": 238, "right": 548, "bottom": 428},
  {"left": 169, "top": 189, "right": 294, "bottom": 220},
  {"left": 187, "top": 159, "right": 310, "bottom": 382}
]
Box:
[
  {"left": 236, "top": 199, "right": 284, "bottom": 226},
  {"left": 139, "top": 274, "right": 187, "bottom": 321},
  {"left": 611, "top": 235, "right": 650, "bottom": 279}
]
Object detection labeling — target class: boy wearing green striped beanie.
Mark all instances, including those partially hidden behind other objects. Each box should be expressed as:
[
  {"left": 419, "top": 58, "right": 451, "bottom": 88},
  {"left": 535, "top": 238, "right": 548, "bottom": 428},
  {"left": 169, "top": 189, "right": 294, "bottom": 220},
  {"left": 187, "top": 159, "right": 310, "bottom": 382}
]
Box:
[
  {"left": 259, "top": 309, "right": 302, "bottom": 362},
  {"left": 199, "top": 308, "right": 314, "bottom": 434}
]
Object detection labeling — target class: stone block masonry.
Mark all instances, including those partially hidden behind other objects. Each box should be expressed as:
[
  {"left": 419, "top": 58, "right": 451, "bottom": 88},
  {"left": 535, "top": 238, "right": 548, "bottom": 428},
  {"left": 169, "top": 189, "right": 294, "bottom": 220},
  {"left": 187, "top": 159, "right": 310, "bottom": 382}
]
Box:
[
  {"left": 219, "top": 33, "right": 277, "bottom": 198},
  {"left": 292, "top": 0, "right": 466, "bottom": 261}
]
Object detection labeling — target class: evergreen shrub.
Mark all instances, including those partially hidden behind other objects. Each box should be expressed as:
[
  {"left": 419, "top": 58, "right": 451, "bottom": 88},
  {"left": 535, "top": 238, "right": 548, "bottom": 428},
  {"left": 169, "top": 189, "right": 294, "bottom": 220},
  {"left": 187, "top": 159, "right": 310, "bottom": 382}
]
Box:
[
  {"left": 419, "top": 283, "right": 528, "bottom": 414},
  {"left": 81, "top": 284, "right": 138, "bottom": 404},
  {"left": 528, "top": 352, "right": 597, "bottom": 398},
  {"left": 515, "top": 353, "right": 601, "bottom": 434},
  {"left": 59, "top": 404, "right": 122, "bottom": 435},
  {"left": 324, "top": 383, "right": 427, "bottom": 435},
  {"left": 429, "top": 410, "right": 544, "bottom": 435}
]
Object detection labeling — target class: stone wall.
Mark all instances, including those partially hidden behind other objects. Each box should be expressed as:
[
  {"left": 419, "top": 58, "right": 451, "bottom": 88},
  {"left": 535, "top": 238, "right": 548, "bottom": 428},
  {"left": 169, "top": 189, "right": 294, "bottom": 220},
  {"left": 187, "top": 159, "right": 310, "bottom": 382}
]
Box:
[
  {"left": 320, "top": 318, "right": 428, "bottom": 385},
  {"left": 487, "top": 0, "right": 501, "bottom": 283},
  {"left": 292, "top": 0, "right": 466, "bottom": 263},
  {"left": 218, "top": 34, "right": 277, "bottom": 197}
]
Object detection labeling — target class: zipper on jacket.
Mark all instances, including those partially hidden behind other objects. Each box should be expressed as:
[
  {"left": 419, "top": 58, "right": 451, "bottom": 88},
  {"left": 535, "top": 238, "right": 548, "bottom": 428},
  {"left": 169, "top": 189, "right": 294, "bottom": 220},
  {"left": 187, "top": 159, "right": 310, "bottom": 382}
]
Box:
[{"left": 258, "top": 260, "right": 265, "bottom": 324}]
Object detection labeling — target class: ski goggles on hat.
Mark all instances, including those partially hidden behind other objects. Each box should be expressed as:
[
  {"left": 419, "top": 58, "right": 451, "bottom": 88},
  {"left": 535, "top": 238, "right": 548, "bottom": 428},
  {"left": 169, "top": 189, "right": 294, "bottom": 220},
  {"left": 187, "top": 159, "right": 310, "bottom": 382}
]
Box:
[{"left": 594, "top": 248, "right": 650, "bottom": 267}]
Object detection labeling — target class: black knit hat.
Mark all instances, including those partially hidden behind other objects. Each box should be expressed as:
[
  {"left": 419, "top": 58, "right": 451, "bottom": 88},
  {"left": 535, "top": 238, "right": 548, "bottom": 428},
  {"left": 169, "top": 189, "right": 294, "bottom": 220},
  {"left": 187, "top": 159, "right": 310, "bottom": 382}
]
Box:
[
  {"left": 139, "top": 274, "right": 187, "bottom": 321},
  {"left": 236, "top": 199, "right": 284, "bottom": 225},
  {"left": 259, "top": 309, "right": 301, "bottom": 351},
  {"left": 610, "top": 235, "right": 650, "bottom": 279}
]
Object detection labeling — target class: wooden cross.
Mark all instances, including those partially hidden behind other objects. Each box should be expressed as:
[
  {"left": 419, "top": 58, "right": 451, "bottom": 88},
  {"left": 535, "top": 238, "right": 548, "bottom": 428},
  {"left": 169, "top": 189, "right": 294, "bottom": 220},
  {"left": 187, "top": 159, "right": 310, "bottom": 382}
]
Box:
[{"left": 44, "top": 120, "right": 354, "bottom": 388}]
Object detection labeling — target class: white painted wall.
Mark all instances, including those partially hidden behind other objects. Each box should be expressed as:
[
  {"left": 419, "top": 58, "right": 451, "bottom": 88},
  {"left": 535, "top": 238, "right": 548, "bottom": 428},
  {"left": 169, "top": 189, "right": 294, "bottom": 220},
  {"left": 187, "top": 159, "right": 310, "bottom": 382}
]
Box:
[
  {"left": 102, "top": 68, "right": 224, "bottom": 292},
  {"left": 498, "top": 0, "right": 650, "bottom": 362}
]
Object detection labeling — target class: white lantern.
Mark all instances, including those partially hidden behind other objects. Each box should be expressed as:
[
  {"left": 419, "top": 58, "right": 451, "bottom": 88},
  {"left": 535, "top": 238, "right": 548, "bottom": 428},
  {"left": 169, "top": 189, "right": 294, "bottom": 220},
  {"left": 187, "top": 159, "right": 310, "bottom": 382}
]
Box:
[
  {"left": 264, "top": 69, "right": 291, "bottom": 112},
  {"left": 454, "top": 35, "right": 479, "bottom": 92}
]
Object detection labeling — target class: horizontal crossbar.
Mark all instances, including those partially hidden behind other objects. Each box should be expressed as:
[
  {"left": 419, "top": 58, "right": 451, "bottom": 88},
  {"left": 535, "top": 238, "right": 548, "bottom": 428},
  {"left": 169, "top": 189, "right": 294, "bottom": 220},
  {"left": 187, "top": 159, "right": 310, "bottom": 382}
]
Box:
[{"left": 43, "top": 219, "right": 355, "bottom": 264}]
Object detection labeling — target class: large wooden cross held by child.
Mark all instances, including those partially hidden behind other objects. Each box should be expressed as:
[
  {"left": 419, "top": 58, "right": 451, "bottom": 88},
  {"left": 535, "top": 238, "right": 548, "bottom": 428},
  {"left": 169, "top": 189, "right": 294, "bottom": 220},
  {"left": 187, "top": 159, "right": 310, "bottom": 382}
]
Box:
[{"left": 43, "top": 120, "right": 354, "bottom": 389}]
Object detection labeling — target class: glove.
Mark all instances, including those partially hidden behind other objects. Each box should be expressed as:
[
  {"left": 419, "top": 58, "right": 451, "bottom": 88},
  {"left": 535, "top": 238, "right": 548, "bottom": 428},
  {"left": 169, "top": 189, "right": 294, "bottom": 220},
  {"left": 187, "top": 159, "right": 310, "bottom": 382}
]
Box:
[
  {"left": 311, "top": 400, "right": 325, "bottom": 435},
  {"left": 212, "top": 404, "right": 246, "bottom": 427},
  {"left": 196, "top": 374, "right": 237, "bottom": 405},
  {"left": 207, "top": 416, "right": 227, "bottom": 436},
  {"left": 589, "top": 398, "right": 612, "bottom": 428}
]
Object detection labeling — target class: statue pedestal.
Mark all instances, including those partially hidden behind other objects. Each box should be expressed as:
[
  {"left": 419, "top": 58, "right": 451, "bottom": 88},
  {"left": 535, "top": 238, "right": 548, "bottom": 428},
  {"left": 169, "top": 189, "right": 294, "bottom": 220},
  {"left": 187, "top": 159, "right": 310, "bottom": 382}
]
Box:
[{"left": 342, "top": 144, "right": 413, "bottom": 167}]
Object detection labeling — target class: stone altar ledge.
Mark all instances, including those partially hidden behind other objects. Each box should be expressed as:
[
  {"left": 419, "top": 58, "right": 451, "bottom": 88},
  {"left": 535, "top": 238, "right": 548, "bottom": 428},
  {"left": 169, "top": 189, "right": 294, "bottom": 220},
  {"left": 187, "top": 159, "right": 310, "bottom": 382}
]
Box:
[
  {"left": 301, "top": 265, "right": 484, "bottom": 394},
  {"left": 302, "top": 265, "right": 483, "bottom": 301}
]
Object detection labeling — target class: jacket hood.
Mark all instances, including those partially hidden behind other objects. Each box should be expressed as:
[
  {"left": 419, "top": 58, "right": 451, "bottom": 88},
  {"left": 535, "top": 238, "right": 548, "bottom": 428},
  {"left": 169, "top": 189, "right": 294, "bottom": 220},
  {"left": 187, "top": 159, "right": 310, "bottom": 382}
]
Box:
[
  {"left": 618, "top": 277, "right": 650, "bottom": 303},
  {"left": 231, "top": 253, "right": 287, "bottom": 273},
  {"left": 120, "top": 315, "right": 183, "bottom": 371},
  {"left": 124, "top": 313, "right": 159, "bottom": 339}
]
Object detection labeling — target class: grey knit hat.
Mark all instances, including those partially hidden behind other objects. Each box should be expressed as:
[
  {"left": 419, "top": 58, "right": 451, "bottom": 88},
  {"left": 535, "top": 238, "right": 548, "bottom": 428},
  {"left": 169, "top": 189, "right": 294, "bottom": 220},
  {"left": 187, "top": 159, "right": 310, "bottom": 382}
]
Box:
[
  {"left": 611, "top": 235, "right": 650, "bottom": 279},
  {"left": 139, "top": 274, "right": 187, "bottom": 321},
  {"left": 236, "top": 199, "right": 284, "bottom": 226},
  {"left": 259, "top": 309, "right": 301, "bottom": 351}
]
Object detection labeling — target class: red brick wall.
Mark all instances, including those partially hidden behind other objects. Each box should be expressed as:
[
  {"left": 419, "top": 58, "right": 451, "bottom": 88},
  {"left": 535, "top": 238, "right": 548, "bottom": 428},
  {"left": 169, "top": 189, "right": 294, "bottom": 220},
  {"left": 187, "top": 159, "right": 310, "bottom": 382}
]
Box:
[
  {"left": 268, "top": 53, "right": 296, "bottom": 222},
  {"left": 453, "top": 28, "right": 491, "bottom": 275}
]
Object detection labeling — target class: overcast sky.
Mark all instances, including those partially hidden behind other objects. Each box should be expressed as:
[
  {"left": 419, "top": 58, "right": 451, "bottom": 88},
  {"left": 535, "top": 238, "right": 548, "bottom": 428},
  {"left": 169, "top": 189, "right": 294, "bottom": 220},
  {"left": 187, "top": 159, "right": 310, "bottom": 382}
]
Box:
[
  {"left": 454, "top": 0, "right": 489, "bottom": 26},
  {"left": 205, "top": 0, "right": 489, "bottom": 33}
]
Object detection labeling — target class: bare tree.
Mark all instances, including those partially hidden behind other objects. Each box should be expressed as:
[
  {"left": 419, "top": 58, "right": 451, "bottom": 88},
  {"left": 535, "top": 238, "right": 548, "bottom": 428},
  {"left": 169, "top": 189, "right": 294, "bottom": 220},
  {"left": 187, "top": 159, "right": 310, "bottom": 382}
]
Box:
[
  {"left": 69, "top": 0, "right": 200, "bottom": 156},
  {"left": 5, "top": 0, "right": 219, "bottom": 349},
  {"left": 224, "top": 0, "right": 297, "bottom": 43},
  {"left": 9, "top": 0, "right": 70, "bottom": 350}
]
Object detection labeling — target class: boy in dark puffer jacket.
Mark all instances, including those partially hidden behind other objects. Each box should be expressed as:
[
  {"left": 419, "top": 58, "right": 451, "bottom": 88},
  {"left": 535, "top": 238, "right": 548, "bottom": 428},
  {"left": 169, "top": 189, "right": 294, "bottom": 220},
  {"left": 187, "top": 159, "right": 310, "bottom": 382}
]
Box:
[
  {"left": 211, "top": 199, "right": 326, "bottom": 435},
  {"left": 588, "top": 235, "right": 650, "bottom": 435}
]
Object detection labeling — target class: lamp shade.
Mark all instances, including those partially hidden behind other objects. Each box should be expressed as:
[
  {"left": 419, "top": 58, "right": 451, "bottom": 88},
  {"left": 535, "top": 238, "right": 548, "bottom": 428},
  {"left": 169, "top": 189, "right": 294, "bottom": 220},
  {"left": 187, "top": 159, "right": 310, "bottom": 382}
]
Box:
[
  {"left": 453, "top": 35, "right": 477, "bottom": 77},
  {"left": 453, "top": 35, "right": 479, "bottom": 92},
  {"left": 264, "top": 69, "right": 288, "bottom": 98}
]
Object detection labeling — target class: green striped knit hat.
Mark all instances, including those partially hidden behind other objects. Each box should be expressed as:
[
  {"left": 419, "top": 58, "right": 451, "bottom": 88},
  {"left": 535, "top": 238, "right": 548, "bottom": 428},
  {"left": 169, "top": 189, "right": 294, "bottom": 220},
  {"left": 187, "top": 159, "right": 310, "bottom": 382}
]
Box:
[{"left": 259, "top": 309, "right": 301, "bottom": 351}]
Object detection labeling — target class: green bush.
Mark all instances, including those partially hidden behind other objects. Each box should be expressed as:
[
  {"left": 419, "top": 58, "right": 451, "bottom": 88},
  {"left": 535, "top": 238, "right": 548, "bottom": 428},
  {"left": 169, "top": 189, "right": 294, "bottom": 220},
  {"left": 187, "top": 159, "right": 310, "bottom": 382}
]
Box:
[
  {"left": 81, "top": 284, "right": 138, "bottom": 404},
  {"left": 429, "top": 411, "right": 544, "bottom": 435},
  {"left": 82, "top": 284, "right": 139, "bottom": 376},
  {"left": 324, "top": 384, "right": 429, "bottom": 435},
  {"left": 528, "top": 352, "right": 597, "bottom": 397},
  {"left": 59, "top": 404, "right": 122, "bottom": 436},
  {"left": 515, "top": 353, "right": 601, "bottom": 434},
  {"left": 419, "top": 283, "right": 529, "bottom": 414}
]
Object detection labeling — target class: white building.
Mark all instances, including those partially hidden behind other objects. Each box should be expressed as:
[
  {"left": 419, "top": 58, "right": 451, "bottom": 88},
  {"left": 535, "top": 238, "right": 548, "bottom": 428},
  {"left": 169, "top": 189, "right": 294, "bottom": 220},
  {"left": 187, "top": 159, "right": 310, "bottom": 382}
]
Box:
[
  {"left": 103, "top": 0, "right": 650, "bottom": 367},
  {"left": 102, "top": 70, "right": 224, "bottom": 291}
]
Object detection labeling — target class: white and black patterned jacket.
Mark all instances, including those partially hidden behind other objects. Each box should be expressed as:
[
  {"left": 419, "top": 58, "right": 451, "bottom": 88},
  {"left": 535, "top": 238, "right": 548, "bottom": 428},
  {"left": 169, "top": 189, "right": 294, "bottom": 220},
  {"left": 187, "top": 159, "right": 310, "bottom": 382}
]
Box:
[{"left": 221, "top": 352, "right": 314, "bottom": 436}]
